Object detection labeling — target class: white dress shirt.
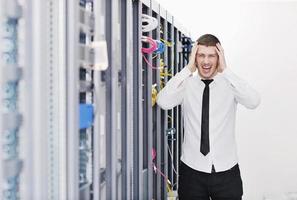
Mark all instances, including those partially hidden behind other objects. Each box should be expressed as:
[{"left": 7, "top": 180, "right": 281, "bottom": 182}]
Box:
[{"left": 156, "top": 66, "right": 261, "bottom": 173}]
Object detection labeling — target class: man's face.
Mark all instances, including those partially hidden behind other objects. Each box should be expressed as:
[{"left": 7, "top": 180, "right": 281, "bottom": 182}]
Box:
[{"left": 195, "top": 45, "right": 219, "bottom": 79}]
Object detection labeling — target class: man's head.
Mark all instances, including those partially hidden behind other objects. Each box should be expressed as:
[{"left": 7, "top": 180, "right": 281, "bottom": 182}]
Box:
[{"left": 195, "top": 34, "right": 220, "bottom": 79}]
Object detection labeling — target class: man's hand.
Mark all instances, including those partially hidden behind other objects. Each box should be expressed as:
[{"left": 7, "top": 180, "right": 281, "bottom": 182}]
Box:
[
  {"left": 215, "top": 43, "right": 227, "bottom": 73},
  {"left": 187, "top": 42, "right": 199, "bottom": 73}
]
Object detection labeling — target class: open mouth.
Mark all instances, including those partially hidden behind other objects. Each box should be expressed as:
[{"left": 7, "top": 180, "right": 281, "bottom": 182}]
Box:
[{"left": 202, "top": 65, "right": 212, "bottom": 73}]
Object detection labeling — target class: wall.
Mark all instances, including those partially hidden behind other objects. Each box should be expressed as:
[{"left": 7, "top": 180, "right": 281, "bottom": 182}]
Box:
[{"left": 156, "top": 1, "right": 297, "bottom": 199}]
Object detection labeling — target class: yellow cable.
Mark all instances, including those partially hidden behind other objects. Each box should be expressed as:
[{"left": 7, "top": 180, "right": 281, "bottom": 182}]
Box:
[
  {"left": 168, "top": 115, "right": 173, "bottom": 123},
  {"left": 160, "top": 80, "right": 165, "bottom": 89},
  {"left": 160, "top": 25, "right": 164, "bottom": 34},
  {"left": 151, "top": 84, "right": 158, "bottom": 107},
  {"left": 160, "top": 72, "right": 172, "bottom": 77},
  {"left": 160, "top": 59, "right": 165, "bottom": 67},
  {"left": 166, "top": 181, "right": 175, "bottom": 200},
  {"left": 160, "top": 38, "right": 173, "bottom": 47}
]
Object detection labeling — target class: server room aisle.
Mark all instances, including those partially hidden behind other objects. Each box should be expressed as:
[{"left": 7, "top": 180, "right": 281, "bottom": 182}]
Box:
[{"left": 0, "top": 0, "right": 191, "bottom": 199}]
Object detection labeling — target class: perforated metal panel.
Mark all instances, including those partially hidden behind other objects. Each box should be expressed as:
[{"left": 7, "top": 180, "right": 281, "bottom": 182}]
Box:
[{"left": 0, "top": 1, "right": 23, "bottom": 200}]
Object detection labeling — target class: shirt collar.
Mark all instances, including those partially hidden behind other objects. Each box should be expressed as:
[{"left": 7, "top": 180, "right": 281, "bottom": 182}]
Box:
[{"left": 194, "top": 71, "right": 223, "bottom": 88}]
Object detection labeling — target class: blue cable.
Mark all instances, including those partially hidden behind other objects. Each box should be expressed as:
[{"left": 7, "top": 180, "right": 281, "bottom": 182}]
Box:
[{"left": 154, "top": 40, "right": 165, "bottom": 54}]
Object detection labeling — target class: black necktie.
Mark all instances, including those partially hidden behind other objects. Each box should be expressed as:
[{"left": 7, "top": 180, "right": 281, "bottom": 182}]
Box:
[{"left": 200, "top": 79, "right": 213, "bottom": 156}]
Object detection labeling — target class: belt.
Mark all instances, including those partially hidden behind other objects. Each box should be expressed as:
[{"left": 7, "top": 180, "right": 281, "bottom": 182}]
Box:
[{"left": 211, "top": 163, "right": 238, "bottom": 174}]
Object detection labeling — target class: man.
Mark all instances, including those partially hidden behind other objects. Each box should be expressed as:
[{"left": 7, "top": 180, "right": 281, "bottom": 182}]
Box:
[{"left": 156, "top": 34, "right": 260, "bottom": 200}]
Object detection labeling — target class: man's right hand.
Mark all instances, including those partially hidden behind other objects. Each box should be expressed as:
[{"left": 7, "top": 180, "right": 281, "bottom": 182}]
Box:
[{"left": 187, "top": 42, "right": 199, "bottom": 73}]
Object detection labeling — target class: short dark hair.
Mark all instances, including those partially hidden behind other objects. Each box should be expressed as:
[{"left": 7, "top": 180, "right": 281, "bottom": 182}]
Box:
[{"left": 196, "top": 34, "right": 220, "bottom": 46}]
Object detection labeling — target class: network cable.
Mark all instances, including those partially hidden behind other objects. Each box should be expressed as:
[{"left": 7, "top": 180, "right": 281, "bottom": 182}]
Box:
[{"left": 142, "top": 14, "right": 158, "bottom": 32}]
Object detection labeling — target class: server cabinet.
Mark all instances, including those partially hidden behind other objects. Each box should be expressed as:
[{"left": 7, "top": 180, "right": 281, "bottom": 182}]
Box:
[{"left": 135, "top": 0, "right": 191, "bottom": 199}]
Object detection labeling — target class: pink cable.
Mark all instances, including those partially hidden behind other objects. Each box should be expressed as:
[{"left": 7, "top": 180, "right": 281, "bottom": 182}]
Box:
[
  {"left": 141, "top": 36, "right": 161, "bottom": 69},
  {"left": 142, "top": 54, "right": 162, "bottom": 70},
  {"left": 152, "top": 148, "right": 170, "bottom": 184},
  {"left": 152, "top": 148, "right": 157, "bottom": 160},
  {"left": 141, "top": 36, "right": 157, "bottom": 54},
  {"left": 153, "top": 163, "right": 169, "bottom": 183}
]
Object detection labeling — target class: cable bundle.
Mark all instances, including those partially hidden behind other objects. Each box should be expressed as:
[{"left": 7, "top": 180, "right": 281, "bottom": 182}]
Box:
[
  {"left": 141, "top": 36, "right": 161, "bottom": 69},
  {"left": 142, "top": 14, "right": 158, "bottom": 32},
  {"left": 141, "top": 36, "right": 167, "bottom": 69},
  {"left": 141, "top": 36, "right": 157, "bottom": 54}
]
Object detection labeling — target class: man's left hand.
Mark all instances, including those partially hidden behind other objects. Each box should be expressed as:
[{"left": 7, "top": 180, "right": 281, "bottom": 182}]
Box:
[{"left": 215, "top": 43, "right": 227, "bottom": 73}]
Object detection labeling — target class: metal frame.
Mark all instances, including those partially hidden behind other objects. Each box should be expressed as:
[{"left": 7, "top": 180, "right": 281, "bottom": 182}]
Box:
[
  {"left": 132, "top": 1, "right": 143, "bottom": 199},
  {"left": 154, "top": 5, "right": 162, "bottom": 200},
  {"left": 66, "top": 0, "right": 80, "bottom": 199},
  {"left": 173, "top": 25, "right": 179, "bottom": 190},
  {"left": 161, "top": 10, "right": 169, "bottom": 200},
  {"left": 126, "top": 0, "right": 135, "bottom": 197},
  {"left": 146, "top": 2, "right": 154, "bottom": 199},
  {"left": 93, "top": 0, "right": 108, "bottom": 199},
  {"left": 141, "top": 2, "right": 152, "bottom": 199},
  {"left": 177, "top": 30, "right": 182, "bottom": 190},
  {"left": 169, "top": 14, "right": 175, "bottom": 189},
  {"left": 120, "top": 0, "right": 135, "bottom": 199},
  {"left": 105, "top": 0, "right": 123, "bottom": 199},
  {"left": 15, "top": 0, "right": 69, "bottom": 199}
]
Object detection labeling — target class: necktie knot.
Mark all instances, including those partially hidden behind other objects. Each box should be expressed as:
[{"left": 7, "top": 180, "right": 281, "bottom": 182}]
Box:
[{"left": 201, "top": 79, "right": 214, "bottom": 86}]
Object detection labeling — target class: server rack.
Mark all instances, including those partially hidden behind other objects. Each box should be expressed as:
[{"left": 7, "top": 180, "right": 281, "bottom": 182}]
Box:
[
  {"left": 101, "top": 1, "right": 192, "bottom": 199},
  {"left": 78, "top": 1, "right": 95, "bottom": 199},
  {"left": 0, "top": 0, "right": 192, "bottom": 199},
  {"left": 22, "top": 0, "right": 69, "bottom": 199},
  {"left": 136, "top": 0, "right": 192, "bottom": 199}
]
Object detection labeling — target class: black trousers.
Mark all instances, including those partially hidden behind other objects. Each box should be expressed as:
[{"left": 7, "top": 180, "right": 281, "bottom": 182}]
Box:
[{"left": 178, "top": 162, "right": 243, "bottom": 200}]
